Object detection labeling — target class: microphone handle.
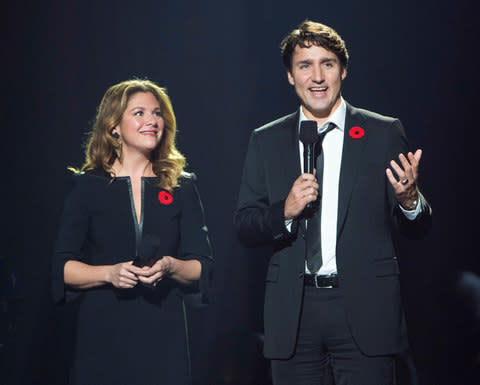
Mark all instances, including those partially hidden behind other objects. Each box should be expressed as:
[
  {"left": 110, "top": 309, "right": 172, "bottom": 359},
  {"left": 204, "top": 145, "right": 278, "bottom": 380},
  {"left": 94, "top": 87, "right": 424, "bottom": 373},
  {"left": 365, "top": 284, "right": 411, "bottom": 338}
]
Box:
[{"left": 304, "top": 144, "right": 315, "bottom": 209}]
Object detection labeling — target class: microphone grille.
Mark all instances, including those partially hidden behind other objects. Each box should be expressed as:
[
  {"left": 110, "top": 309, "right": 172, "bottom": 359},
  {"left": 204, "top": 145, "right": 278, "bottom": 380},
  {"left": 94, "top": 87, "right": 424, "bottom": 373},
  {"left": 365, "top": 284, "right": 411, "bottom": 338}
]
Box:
[{"left": 299, "top": 120, "right": 318, "bottom": 144}]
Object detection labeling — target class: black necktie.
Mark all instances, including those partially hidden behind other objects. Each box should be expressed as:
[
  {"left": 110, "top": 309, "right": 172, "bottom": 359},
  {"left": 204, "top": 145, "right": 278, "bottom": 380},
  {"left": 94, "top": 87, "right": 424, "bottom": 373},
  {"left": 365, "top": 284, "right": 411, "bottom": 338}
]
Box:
[{"left": 306, "top": 122, "right": 335, "bottom": 273}]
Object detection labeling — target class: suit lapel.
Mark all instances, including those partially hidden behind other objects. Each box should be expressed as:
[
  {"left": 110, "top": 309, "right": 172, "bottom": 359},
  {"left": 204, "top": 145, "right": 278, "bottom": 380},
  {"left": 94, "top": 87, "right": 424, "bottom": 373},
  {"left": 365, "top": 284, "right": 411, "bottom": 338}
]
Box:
[
  {"left": 278, "top": 111, "right": 301, "bottom": 193},
  {"left": 337, "top": 103, "right": 368, "bottom": 236}
]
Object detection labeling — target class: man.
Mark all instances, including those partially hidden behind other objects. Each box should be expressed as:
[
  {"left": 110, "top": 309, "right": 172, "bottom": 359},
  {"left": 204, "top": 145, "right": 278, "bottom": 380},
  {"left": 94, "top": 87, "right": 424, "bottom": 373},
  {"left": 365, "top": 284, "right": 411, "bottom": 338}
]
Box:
[{"left": 235, "top": 20, "right": 432, "bottom": 385}]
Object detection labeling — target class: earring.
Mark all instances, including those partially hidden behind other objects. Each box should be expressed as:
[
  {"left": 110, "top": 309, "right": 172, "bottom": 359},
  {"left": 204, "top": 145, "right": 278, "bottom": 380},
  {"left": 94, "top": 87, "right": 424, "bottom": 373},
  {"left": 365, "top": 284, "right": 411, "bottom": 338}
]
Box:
[{"left": 111, "top": 131, "right": 120, "bottom": 139}]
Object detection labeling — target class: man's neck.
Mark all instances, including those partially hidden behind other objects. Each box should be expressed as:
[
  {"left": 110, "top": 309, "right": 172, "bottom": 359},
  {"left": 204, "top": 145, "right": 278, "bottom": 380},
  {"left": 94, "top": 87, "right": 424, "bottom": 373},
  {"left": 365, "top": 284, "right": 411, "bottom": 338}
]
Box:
[{"left": 300, "top": 97, "right": 345, "bottom": 128}]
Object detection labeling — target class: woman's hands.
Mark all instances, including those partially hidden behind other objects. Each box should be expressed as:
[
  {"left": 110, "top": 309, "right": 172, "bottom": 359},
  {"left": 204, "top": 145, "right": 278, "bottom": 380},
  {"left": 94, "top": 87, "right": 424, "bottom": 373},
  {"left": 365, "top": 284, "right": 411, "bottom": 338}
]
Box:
[
  {"left": 105, "top": 258, "right": 174, "bottom": 289},
  {"left": 64, "top": 258, "right": 198, "bottom": 290},
  {"left": 137, "top": 257, "right": 174, "bottom": 288},
  {"left": 106, "top": 261, "right": 146, "bottom": 289},
  {"left": 104, "top": 256, "right": 201, "bottom": 289}
]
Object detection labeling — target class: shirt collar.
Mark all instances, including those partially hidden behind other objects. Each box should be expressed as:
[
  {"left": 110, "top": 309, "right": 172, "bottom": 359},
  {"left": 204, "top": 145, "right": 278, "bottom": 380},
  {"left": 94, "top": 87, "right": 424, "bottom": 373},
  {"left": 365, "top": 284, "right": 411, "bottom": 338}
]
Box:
[{"left": 298, "top": 97, "right": 347, "bottom": 133}]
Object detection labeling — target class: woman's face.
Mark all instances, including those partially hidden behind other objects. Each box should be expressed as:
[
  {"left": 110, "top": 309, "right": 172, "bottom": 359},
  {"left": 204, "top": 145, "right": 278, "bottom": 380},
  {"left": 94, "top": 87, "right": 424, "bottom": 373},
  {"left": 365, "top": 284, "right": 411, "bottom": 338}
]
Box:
[{"left": 113, "top": 92, "right": 164, "bottom": 156}]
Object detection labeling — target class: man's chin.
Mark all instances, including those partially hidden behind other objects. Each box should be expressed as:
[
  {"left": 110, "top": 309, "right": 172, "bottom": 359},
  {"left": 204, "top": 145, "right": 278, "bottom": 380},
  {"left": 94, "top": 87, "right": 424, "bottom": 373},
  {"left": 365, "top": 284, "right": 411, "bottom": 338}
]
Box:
[{"left": 304, "top": 105, "right": 333, "bottom": 120}]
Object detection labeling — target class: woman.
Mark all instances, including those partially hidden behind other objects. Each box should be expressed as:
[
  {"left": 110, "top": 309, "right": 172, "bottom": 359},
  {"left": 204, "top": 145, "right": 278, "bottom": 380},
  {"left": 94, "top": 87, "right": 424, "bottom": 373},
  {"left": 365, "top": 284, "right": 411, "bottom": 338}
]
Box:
[{"left": 52, "top": 79, "right": 213, "bottom": 385}]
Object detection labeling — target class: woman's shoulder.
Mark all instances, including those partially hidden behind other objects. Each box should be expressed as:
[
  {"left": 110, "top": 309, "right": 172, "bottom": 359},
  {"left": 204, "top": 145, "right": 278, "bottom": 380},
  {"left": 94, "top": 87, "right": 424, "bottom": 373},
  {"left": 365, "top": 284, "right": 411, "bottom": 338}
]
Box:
[
  {"left": 71, "top": 168, "right": 109, "bottom": 179},
  {"left": 68, "top": 168, "right": 111, "bottom": 190}
]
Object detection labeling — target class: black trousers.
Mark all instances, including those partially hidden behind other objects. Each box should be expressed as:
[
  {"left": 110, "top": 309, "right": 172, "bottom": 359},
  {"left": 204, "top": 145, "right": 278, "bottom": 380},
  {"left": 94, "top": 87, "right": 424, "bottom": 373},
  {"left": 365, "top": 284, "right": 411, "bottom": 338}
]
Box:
[{"left": 271, "top": 286, "right": 394, "bottom": 385}]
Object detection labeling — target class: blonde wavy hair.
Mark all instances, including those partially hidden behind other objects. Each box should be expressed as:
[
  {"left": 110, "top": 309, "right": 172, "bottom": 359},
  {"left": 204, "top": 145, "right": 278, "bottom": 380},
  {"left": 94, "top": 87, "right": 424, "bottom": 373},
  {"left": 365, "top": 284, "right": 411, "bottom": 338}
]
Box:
[{"left": 77, "top": 79, "right": 186, "bottom": 191}]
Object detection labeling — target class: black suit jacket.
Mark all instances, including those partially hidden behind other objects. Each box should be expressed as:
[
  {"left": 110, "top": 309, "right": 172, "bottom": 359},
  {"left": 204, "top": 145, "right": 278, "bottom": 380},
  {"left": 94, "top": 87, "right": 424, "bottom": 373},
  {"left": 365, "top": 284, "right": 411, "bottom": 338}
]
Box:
[{"left": 235, "top": 103, "right": 432, "bottom": 359}]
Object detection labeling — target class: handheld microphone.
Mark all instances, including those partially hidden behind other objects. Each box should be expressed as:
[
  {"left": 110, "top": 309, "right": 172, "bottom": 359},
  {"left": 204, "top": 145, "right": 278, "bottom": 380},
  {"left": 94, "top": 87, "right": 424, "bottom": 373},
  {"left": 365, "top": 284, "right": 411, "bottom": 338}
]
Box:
[
  {"left": 299, "top": 120, "right": 318, "bottom": 209},
  {"left": 299, "top": 120, "right": 318, "bottom": 175}
]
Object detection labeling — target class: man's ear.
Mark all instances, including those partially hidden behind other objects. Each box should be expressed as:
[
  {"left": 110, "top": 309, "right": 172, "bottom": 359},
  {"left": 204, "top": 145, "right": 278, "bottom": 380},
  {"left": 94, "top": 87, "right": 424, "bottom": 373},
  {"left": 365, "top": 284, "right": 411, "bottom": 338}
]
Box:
[
  {"left": 287, "top": 71, "right": 295, "bottom": 86},
  {"left": 341, "top": 66, "right": 347, "bottom": 81}
]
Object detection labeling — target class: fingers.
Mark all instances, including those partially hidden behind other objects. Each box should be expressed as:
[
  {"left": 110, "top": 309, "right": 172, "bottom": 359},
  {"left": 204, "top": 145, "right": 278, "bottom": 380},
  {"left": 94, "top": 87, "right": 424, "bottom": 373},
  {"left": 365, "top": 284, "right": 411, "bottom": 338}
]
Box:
[
  {"left": 294, "top": 172, "right": 317, "bottom": 185},
  {"left": 389, "top": 158, "right": 406, "bottom": 181},
  {"left": 124, "top": 262, "right": 146, "bottom": 276},
  {"left": 119, "top": 276, "right": 138, "bottom": 288},
  {"left": 118, "top": 262, "right": 139, "bottom": 280},
  {"left": 285, "top": 173, "right": 320, "bottom": 219},
  {"left": 132, "top": 266, "right": 153, "bottom": 277},
  {"left": 109, "top": 261, "right": 143, "bottom": 289},
  {"left": 399, "top": 153, "right": 415, "bottom": 183},
  {"left": 295, "top": 173, "right": 319, "bottom": 192},
  {"left": 386, "top": 152, "right": 421, "bottom": 209},
  {"left": 388, "top": 152, "right": 421, "bottom": 185},
  {"left": 121, "top": 270, "right": 139, "bottom": 281},
  {"left": 410, "top": 149, "right": 422, "bottom": 180},
  {"left": 139, "top": 258, "right": 170, "bottom": 277},
  {"left": 414, "top": 149, "right": 422, "bottom": 162},
  {"left": 110, "top": 259, "right": 172, "bottom": 289},
  {"left": 137, "top": 262, "right": 161, "bottom": 277},
  {"left": 385, "top": 168, "right": 398, "bottom": 186},
  {"left": 115, "top": 270, "right": 138, "bottom": 289},
  {"left": 138, "top": 259, "right": 172, "bottom": 286},
  {"left": 407, "top": 152, "right": 418, "bottom": 180},
  {"left": 138, "top": 272, "right": 163, "bottom": 285}
]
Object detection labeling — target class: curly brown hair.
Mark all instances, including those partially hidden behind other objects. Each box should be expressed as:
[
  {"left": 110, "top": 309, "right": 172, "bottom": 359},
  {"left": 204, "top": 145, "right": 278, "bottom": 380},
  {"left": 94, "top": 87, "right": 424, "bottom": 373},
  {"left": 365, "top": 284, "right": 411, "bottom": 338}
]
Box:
[
  {"left": 280, "top": 20, "right": 349, "bottom": 72},
  {"left": 77, "top": 79, "right": 186, "bottom": 192}
]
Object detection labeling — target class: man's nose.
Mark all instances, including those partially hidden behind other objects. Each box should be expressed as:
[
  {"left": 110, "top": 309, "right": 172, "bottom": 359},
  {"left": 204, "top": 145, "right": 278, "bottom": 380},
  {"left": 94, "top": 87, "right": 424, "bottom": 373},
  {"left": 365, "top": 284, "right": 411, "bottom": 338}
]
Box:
[{"left": 312, "top": 65, "right": 324, "bottom": 82}]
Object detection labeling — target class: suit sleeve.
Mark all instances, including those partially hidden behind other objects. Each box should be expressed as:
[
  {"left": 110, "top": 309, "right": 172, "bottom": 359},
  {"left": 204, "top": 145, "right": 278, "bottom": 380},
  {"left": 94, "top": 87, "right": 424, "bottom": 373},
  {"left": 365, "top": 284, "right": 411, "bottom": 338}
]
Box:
[
  {"left": 177, "top": 175, "right": 214, "bottom": 306},
  {"left": 234, "top": 131, "right": 295, "bottom": 247},
  {"left": 387, "top": 120, "right": 432, "bottom": 239},
  {"left": 51, "top": 175, "right": 89, "bottom": 303}
]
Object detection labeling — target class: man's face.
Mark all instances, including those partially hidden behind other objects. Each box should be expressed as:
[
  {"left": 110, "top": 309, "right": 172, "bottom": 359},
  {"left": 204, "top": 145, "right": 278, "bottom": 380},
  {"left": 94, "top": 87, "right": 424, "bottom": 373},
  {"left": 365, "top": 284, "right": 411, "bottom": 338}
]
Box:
[{"left": 287, "top": 44, "right": 346, "bottom": 123}]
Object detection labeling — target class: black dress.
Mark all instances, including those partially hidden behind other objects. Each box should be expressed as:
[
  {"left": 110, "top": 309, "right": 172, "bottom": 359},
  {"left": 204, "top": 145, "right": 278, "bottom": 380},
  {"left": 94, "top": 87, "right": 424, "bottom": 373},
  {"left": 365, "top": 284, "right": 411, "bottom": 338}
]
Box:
[{"left": 52, "top": 169, "right": 213, "bottom": 385}]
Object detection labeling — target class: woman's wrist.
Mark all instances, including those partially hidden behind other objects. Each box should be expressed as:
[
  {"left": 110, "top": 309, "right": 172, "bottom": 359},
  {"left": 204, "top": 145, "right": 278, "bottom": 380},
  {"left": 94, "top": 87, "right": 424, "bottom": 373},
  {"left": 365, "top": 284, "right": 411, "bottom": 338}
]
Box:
[
  {"left": 104, "top": 265, "right": 114, "bottom": 284},
  {"left": 162, "top": 256, "right": 175, "bottom": 277}
]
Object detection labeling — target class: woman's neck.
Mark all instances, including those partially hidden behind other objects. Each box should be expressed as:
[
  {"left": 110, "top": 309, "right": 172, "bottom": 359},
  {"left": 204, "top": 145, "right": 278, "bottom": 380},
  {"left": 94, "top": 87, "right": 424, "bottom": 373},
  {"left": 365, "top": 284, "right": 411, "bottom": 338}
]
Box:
[{"left": 113, "top": 152, "right": 155, "bottom": 178}]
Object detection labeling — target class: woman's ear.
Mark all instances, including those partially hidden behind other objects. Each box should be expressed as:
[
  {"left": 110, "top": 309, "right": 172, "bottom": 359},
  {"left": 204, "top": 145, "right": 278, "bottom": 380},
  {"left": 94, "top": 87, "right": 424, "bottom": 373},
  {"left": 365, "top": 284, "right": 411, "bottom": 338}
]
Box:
[{"left": 110, "top": 130, "right": 120, "bottom": 139}]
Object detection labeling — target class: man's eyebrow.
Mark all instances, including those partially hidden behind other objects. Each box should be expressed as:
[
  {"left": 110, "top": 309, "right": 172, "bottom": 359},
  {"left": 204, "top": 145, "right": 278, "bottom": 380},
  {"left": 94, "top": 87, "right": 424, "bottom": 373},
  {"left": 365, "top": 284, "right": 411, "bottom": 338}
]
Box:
[
  {"left": 295, "top": 58, "right": 338, "bottom": 65},
  {"left": 296, "top": 59, "right": 312, "bottom": 65}
]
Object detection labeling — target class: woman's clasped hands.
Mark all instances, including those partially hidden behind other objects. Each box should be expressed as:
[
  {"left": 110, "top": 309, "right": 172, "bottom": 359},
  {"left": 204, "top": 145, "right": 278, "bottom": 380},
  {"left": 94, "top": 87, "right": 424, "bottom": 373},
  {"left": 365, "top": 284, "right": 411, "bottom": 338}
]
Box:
[{"left": 107, "top": 257, "right": 173, "bottom": 289}]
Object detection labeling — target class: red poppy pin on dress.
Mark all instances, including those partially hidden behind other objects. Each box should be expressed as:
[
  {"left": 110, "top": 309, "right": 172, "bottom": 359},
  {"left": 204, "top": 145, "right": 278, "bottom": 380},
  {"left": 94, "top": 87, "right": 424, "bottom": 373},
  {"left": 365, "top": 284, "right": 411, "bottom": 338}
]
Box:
[
  {"left": 349, "top": 126, "right": 364, "bottom": 139},
  {"left": 158, "top": 191, "right": 173, "bottom": 205}
]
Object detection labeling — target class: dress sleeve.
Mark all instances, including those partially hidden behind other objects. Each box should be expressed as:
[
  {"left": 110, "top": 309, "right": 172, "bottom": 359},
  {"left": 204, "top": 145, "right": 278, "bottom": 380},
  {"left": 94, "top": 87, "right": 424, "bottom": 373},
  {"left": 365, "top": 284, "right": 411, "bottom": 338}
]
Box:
[
  {"left": 177, "top": 175, "right": 214, "bottom": 306},
  {"left": 51, "top": 175, "right": 89, "bottom": 303}
]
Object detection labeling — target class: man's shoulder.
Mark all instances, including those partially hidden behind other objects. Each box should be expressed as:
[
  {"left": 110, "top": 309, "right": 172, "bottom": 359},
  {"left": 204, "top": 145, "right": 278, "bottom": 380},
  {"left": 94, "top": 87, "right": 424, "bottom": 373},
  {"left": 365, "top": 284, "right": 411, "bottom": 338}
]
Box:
[
  {"left": 253, "top": 111, "right": 298, "bottom": 136},
  {"left": 348, "top": 104, "right": 398, "bottom": 124}
]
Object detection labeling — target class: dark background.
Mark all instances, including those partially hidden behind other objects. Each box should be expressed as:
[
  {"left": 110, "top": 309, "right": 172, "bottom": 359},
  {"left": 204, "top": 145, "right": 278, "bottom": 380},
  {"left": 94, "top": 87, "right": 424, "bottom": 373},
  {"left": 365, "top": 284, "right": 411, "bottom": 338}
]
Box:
[{"left": 1, "top": 1, "right": 478, "bottom": 384}]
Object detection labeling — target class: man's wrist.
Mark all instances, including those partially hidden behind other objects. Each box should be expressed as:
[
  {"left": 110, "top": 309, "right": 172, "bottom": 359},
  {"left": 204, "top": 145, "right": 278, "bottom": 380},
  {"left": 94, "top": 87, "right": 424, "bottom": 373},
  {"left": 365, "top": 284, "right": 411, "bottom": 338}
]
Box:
[{"left": 400, "top": 198, "right": 418, "bottom": 211}]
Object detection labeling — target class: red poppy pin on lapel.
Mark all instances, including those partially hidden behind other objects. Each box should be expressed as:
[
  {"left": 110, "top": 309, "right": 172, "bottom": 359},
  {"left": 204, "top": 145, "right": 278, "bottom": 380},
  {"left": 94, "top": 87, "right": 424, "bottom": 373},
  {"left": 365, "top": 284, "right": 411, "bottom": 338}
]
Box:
[
  {"left": 158, "top": 191, "right": 173, "bottom": 205},
  {"left": 349, "top": 126, "right": 365, "bottom": 139}
]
